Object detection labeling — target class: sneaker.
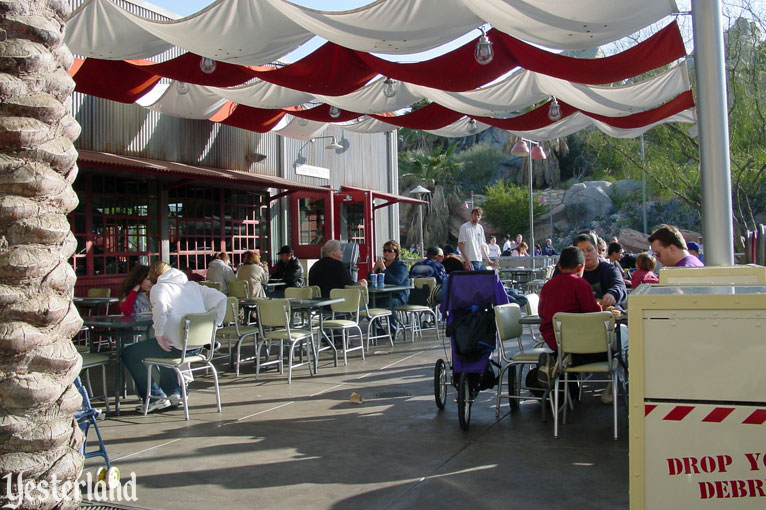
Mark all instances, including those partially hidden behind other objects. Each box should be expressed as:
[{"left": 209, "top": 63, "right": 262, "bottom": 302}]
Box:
[
  {"left": 168, "top": 393, "right": 186, "bottom": 407},
  {"left": 537, "top": 352, "right": 558, "bottom": 389},
  {"left": 600, "top": 382, "right": 614, "bottom": 404},
  {"left": 135, "top": 398, "right": 171, "bottom": 414}
]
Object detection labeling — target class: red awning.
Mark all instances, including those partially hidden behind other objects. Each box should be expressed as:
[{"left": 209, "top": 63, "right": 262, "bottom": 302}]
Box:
[
  {"left": 341, "top": 185, "right": 426, "bottom": 209},
  {"left": 77, "top": 150, "right": 329, "bottom": 193}
]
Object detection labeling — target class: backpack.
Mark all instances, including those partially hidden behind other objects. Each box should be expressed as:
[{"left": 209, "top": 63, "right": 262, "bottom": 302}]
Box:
[{"left": 445, "top": 306, "right": 496, "bottom": 361}]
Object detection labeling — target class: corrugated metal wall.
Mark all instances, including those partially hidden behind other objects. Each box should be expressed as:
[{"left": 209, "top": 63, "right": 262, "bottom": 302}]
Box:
[{"left": 67, "top": 0, "right": 400, "bottom": 245}]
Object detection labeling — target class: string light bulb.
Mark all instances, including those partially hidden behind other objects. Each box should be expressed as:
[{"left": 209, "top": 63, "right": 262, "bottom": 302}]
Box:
[
  {"left": 200, "top": 57, "right": 216, "bottom": 74},
  {"left": 176, "top": 82, "right": 189, "bottom": 95},
  {"left": 328, "top": 106, "right": 341, "bottom": 119},
  {"left": 467, "top": 118, "right": 478, "bottom": 134},
  {"left": 548, "top": 97, "right": 562, "bottom": 121},
  {"left": 383, "top": 77, "right": 397, "bottom": 98},
  {"left": 474, "top": 27, "right": 494, "bottom": 65}
]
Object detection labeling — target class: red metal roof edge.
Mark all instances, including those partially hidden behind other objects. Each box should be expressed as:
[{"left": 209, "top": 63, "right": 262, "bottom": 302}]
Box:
[
  {"left": 76, "top": 149, "right": 328, "bottom": 193},
  {"left": 341, "top": 185, "right": 425, "bottom": 205}
]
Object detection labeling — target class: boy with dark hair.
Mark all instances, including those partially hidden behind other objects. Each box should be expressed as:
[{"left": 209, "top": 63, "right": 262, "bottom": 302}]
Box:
[{"left": 537, "top": 246, "right": 602, "bottom": 388}]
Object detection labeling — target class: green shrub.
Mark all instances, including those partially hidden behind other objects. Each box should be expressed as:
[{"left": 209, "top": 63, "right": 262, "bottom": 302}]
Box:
[{"left": 482, "top": 181, "right": 544, "bottom": 238}]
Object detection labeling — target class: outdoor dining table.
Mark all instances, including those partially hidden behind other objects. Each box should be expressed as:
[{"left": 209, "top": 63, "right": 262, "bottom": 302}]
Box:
[
  {"left": 80, "top": 313, "right": 154, "bottom": 416},
  {"left": 74, "top": 296, "right": 119, "bottom": 316},
  {"left": 367, "top": 283, "right": 414, "bottom": 309},
  {"left": 238, "top": 296, "right": 344, "bottom": 372}
]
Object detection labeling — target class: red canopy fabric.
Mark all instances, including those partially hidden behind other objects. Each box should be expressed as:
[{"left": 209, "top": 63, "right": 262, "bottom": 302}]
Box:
[
  {"left": 70, "top": 59, "right": 162, "bottom": 104},
  {"left": 208, "top": 102, "right": 286, "bottom": 133},
  {"left": 71, "top": 21, "right": 686, "bottom": 99}
]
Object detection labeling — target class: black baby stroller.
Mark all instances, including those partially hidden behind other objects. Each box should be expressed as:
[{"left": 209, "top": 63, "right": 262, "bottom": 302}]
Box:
[
  {"left": 433, "top": 270, "right": 509, "bottom": 430},
  {"left": 75, "top": 376, "right": 120, "bottom": 489}
]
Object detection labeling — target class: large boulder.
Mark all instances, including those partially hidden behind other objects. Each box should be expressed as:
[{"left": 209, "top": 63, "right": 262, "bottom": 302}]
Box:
[{"left": 562, "top": 181, "right": 614, "bottom": 224}]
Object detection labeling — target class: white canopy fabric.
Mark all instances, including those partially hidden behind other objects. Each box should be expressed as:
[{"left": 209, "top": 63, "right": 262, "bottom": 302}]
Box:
[
  {"left": 274, "top": 116, "right": 330, "bottom": 141},
  {"left": 66, "top": 0, "right": 678, "bottom": 62},
  {"left": 135, "top": 63, "right": 690, "bottom": 121},
  {"left": 341, "top": 109, "right": 697, "bottom": 141}
]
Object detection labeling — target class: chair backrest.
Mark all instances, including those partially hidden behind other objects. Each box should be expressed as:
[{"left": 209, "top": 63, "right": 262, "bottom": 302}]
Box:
[
  {"left": 200, "top": 280, "right": 222, "bottom": 292},
  {"left": 525, "top": 293, "right": 539, "bottom": 315},
  {"left": 414, "top": 277, "right": 436, "bottom": 292},
  {"left": 494, "top": 303, "right": 523, "bottom": 342},
  {"left": 255, "top": 298, "right": 289, "bottom": 329},
  {"left": 285, "top": 287, "right": 314, "bottom": 299},
  {"left": 544, "top": 265, "right": 555, "bottom": 279},
  {"left": 346, "top": 284, "right": 369, "bottom": 306},
  {"left": 179, "top": 310, "right": 218, "bottom": 350},
  {"left": 228, "top": 280, "right": 249, "bottom": 299},
  {"left": 329, "top": 288, "right": 359, "bottom": 314},
  {"left": 552, "top": 311, "right": 615, "bottom": 355},
  {"left": 87, "top": 288, "right": 111, "bottom": 297},
  {"left": 308, "top": 285, "right": 322, "bottom": 298},
  {"left": 223, "top": 296, "right": 239, "bottom": 324}
]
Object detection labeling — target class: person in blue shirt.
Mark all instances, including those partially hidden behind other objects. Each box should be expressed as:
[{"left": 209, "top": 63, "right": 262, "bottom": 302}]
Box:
[
  {"left": 372, "top": 240, "right": 410, "bottom": 336},
  {"left": 542, "top": 238, "right": 558, "bottom": 256},
  {"left": 409, "top": 246, "right": 447, "bottom": 284}
]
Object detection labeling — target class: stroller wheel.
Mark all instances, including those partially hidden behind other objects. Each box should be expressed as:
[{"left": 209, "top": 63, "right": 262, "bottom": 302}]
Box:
[
  {"left": 97, "top": 466, "right": 121, "bottom": 489},
  {"left": 508, "top": 366, "right": 519, "bottom": 412},
  {"left": 457, "top": 372, "right": 472, "bottom": 430},
  {"left": 433, "top": 359, "right": 448, "bottom": 410}
]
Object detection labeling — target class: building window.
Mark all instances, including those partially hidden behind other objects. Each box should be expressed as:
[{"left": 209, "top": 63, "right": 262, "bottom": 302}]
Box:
[
  {"left": 169, "top": 186, "right": 268, "bottom": 272},
  {"left": 298, "top": 197, "right": 326, "bottom": 245},
  {"left": 70, "top": 174, "right": 160, "bottom": 277},
  {"left": 341, "top": 202, "right": 365, "bottom": 244}
]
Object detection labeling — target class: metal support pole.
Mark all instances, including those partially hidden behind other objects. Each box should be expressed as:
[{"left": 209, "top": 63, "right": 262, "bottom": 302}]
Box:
[
  {"left": 548, "top": 188, "right": 553, "bottom": 239},
  {"left": 528, "top": 150, "right": 535, "bottom": 269},
  {"left": 692, "top": 0, "right": 734, "bottom": 265},
  {"left": 417, "top": 202, "right": 424, "bottom": 257},
  {"left": 641, "top": 134, "right": 648, "bottom": 235}
]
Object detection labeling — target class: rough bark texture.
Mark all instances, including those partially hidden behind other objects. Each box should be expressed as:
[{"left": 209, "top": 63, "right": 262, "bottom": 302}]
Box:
[{"left": 0, "top": 1, "right": 83, "bottom": 509}]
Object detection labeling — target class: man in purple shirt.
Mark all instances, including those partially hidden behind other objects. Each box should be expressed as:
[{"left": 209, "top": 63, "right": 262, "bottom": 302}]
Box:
[{"left": 648, "top": 224, "right": 705, "bottom": 268}]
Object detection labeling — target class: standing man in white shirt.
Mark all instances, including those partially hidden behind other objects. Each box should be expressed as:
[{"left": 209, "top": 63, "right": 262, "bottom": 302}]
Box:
[
  {"left": 487, "top": 235, "right": 502, "bottom": 259},
  {"left": 458, "top": 208, "right": 494, "bottom": 270}
]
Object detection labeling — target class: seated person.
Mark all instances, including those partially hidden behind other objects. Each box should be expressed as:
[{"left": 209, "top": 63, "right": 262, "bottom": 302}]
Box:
[
  {"left": 122, "top": 261, "right": 227, "bottom": 413},
  {"left": 308, "top": 240, "right": 366, "bottom": 298},
  {"left": 372, "top": 240, "right": 410, "bottom": 334},
  {"left": 537, "top": 247, "right": 605, "bottom": 394},
  {"left": 237, "top": 250, "right": 269, "bottom": 298},
  {"left": 631, "top": 253, "right": 660, "bottom": 289},
  {"left": 648, "top": 224, "right": 704, "bottom": 267},
  {"left": 118, "top": 264, "right": 152, "bottom": 315},
  {"left": 272, "top": 245, "right": 304, "bottom": 287},
  {"left": 409, "top": 246, "right": 447, "bottom": 284},
  {"left": 206, "top": 252, "right": 236, "bottom": 294}
]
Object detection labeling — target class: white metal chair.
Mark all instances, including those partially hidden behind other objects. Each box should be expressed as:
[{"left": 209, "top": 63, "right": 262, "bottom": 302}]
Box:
[
  {"left": 394, "top": 277, "right": 438, "bottom": 342},
  {"left": 322, "top": 288, "right": 364, "bottom": 365},
  {"left": 254, "top": 298, "right": 314, "bottom": 383},
  {"left": 524, "top": 293, "right": 542, "bottom": 345},
  {"left": 216, "top": 297, "right": 260, "bottom": 376},
  {"left": 494, "top": 303, "right": 553, "bottom": 418},
  {"left": 142, "top": 310, "right": 221, "bottom": 420},
  {"left": 551, "top": 311, "right": 619, "bottom": 439},
  {"left": 80, "top": 352, "right": 111, "bottom": 414},
  {"left": 349, "top": 284, "right": 393, "bottom": 350},
  {"left": 200, "top": 280, "right": 222, "bottom": 292}
]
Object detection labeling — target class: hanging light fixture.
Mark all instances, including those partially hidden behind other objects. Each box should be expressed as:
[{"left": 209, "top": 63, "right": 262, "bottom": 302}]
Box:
[
  {"left": 467, "top": 118, "right": 478, "bottom": 134},
  {"left": 548, "top": 97, "right": 562, "bottom": 121},
  {"left": 474, "top": 27, "right": 494, "bottom": 65},
  {"left": 510, "top": 139, "right": 530, "bottom": 157},
  {"left": 200, "top": 57, "right": 217, "bottom": 74},
  {"left": 531, "top": 144, "right": 547, "bottom": 160},
  {"left": 297, "top": 116, "right": 309, "bottom": 126},
  {"left": 324, "top": 136, "right": 343, "bottom": 150},
  {"left": 176, "top": 82, "right": 189, "bottom": 95},
  {"left": 383, "top": 77, "right": 397, "bottom": 98},
  {"left": 328, "top": 106, "right": 341, "bottom": 118}
]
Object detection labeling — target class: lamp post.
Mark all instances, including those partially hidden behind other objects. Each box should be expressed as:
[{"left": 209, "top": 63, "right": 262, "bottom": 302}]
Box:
[
  {"left": 511, "top": 138, "right": 546, "bottom": 266},
  {"left": 410, "top": 185, "right": 431, "bottom": 256}
]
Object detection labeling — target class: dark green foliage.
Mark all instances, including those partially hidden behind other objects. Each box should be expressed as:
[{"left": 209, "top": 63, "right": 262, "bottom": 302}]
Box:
[{"left": 482, "top": 182, "right": 544, "bottom": 239}]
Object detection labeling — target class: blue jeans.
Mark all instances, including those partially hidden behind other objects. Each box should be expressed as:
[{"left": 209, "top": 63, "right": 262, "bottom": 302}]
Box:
[
  {"left": 471, "top": 261, "right": 486, "bottom": 270},
  {"left": 121, "top": 339, "right": 198, "bottom": 402}
]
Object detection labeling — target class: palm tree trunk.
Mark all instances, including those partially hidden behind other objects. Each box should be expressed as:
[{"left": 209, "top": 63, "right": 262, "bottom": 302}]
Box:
[{"left": 0, "top": 1, "right": 84, "bottom": 508}]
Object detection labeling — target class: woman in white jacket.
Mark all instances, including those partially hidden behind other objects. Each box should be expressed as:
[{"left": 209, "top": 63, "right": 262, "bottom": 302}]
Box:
[
  {"left": 122, "top": 261, "right": 226, "bottom": 413},
  {"left": 206, "top": 252, "right": 236, "bottom": 294}
]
